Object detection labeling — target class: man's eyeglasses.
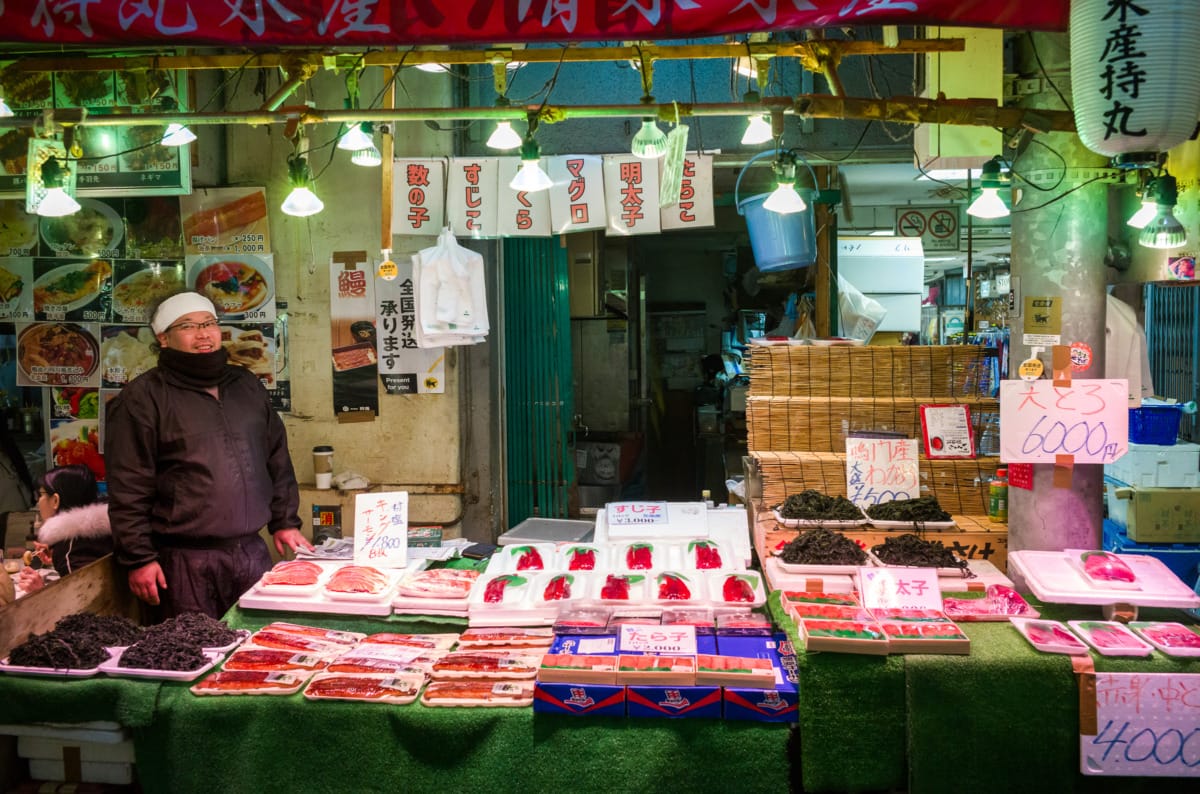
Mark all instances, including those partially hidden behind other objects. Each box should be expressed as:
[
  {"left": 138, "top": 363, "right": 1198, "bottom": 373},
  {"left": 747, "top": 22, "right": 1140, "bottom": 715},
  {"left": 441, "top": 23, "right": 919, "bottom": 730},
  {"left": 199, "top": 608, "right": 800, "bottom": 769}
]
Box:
[{"left": 166, "top": 319, "right": 220, "bottom": 333}]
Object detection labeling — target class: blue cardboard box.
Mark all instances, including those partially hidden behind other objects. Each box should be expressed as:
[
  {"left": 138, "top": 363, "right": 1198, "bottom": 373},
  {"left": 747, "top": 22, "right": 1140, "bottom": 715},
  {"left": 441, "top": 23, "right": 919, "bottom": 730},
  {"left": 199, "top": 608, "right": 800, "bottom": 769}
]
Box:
[
  {"left": 550, "top": 635, "right": 619, "bottom": 655},
  {"left": 716, "top": 633, "right": 800, "bottom": 723},
  {"left": 626, "top": 685, "right": 723, "bottom": 719},
  {"left": 534, "top": 682, "right": 626, "bottom": 716}
]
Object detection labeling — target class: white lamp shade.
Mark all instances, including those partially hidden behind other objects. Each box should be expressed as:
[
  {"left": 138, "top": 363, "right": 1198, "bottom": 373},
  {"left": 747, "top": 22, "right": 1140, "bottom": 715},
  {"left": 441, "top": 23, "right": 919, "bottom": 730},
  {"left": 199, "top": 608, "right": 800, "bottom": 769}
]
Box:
[
  {"left": 741, "top": 115, "right": 773, "bottom": 146},
  {"left": 1139, "top": 209, "right": 1188, "bottom": 249},
  {"left": 0, "top": 98, "right": 13, "bottom": 118},
  {"left": 631, "top": 120, "right": 667, "bottom": 158},
  {"left": 281, "top": 186, "right": 324, "bottom": 217},
  {"left": 1126, "top": 199, "right": 1158, "bottom": 229},
  {"left": 161, "top": 123, "right": 196, "bottom": 146},
  {"left": 487, "top": 121, "right": 523, "bottom": 150},
  {"left": 509, "top": 160, "right": 553, "bottom": 192},
  {"left": 337, "top": 124, "right": 373, "bottom": 151},
  {"left": 761, "top": 184, "right": 806, "bottom": 214},
  {"left": 1071, "top": 0, "right": 1200, "bottom": 156},
  {"left": 37, "top": 187, "right": 81, "bottom": 217},
  {"left": 351, "top": 144, "right": 382, "bottom": 167},
  {"left": 967, "top": 188, "right": 1010, "bottom": 219}
]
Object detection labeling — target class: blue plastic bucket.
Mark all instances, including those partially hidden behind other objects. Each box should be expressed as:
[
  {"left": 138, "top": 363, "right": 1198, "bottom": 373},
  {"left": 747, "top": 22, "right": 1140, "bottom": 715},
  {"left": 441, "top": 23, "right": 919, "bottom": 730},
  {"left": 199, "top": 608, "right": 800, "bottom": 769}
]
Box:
[{"left": 735, "top": 150, "right": 818, "bottom": 273}]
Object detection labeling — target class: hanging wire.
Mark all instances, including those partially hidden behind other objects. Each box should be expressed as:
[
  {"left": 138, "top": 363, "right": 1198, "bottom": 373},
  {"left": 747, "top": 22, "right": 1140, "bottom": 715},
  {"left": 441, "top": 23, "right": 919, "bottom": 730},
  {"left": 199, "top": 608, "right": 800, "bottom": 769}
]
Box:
[
  {"left": 1009, "top": 174, "right": 1109, "bottom": 213},
  {"left": 998, "top": 130, "right": 1067, "bottom": 193},
  {"left": 1025, "top": 31, "right": 1072, "bottom": 112}
]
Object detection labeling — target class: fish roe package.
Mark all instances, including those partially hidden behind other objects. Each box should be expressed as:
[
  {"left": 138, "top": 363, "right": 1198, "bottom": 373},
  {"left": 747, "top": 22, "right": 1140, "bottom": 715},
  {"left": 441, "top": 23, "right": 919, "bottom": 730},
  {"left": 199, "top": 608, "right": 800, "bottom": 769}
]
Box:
[{"left": 303, "top": 672, "right": 424, "bottom": 704}]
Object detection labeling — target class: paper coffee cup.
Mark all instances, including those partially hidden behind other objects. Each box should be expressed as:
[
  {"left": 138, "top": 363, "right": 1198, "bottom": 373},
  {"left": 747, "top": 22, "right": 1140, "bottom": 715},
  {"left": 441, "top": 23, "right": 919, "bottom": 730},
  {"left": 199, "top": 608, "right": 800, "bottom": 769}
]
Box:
[{"left": 313, "top": 445, "right": 333, "bottom": 489}]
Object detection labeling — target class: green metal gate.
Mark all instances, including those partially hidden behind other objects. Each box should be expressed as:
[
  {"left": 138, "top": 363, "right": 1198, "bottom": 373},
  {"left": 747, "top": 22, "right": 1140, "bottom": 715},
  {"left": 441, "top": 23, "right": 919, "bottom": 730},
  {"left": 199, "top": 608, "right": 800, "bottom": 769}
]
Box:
[{"left": 503, "top": 238, "right": 575, "bottom": 525}]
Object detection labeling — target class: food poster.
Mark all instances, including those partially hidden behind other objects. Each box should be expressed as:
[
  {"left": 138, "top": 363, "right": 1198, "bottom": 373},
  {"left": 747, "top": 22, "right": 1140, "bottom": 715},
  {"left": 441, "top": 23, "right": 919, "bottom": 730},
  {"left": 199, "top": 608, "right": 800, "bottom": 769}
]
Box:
[
  {"left": 0, "top": 67, "right": 192, "bottom": 196},
  {"left": 111, "top": 260, "right": 186, "bottom": 325},
  {"left": 100, "top": 325, "right": 159, "bottom": 388},
  {"left": 43, "top": 384, "right": 105, "bottom": 481},
  {"left": 0, "top": 257, "right": 34, "bottom": 320},
  {"left": 218, "top": 323, "right": 276, "bottom": 390},
  {"left": 330, "top": 254, "right": 379, "bottom": 420},
  {"left": 180, "top": 187, "right": 270, "bottom": 256},
  {"left": 267, "top": 302, "right": 291, "bottom": 413},
  {"left": 123, "top": 196, "right": 184, "bottom": 260},
  {"left": 32, "top": 257, "right": 113, "bottom": 323},
  {"left": 375, "top": 259, "right": 445, "bottom": 394},
  {"left": 185, "top": 253, "right": 275, "bottom": 324},
  {"left": 0, "top": 199, "right": 39, "bottom": 256},
  {"left": 38, "top": 197, "right": 125, "bottom": 259},
  {"left": 16, "top": 322, "right": 102, "bottom": 389}
]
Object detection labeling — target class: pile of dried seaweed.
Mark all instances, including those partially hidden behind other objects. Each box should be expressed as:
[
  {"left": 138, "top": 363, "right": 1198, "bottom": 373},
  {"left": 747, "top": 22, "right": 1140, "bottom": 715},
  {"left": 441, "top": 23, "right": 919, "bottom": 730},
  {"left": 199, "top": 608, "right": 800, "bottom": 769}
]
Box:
[
  {"left": 142, "top": 612, "right": 237, "bottom": 648},
  {"left": 776, "top": 490, "right": 863, "bottom": 521},
  {"left": 866, "top": 496, "right": 952, "bottom": 524},
  {"left": 119, "top": 633, "right": 208, "bottom": 671},
  {"left": 54, "top": 612, "right": 143, "bottom": 647},
  {"left": 871, "top": 533, "right": 968, "bottom": 571},
  {"left": 8, "top": 630, "right": 109, "bottom": 669},
  {"left": 779, "top": 527, "right": 867, "bottom": 566}
]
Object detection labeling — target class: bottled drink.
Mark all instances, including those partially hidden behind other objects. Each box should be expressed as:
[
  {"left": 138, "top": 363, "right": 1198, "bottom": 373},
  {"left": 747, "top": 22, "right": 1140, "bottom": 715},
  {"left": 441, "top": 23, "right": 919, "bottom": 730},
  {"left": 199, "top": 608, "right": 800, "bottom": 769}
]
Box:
[{"left": 989, "top": 468, "right": 1008, "bottom": 523}]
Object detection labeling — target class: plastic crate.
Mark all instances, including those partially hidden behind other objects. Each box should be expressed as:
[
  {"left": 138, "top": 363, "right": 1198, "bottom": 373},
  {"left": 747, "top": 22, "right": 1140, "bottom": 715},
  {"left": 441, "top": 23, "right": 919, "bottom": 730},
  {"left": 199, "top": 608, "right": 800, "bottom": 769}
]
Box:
[
  {"left": 1103, "top": 519, "right": 1200, "bottom": 588},
  {"left": 1128, "top": 406, "right": 1182, "bottom": 446}
]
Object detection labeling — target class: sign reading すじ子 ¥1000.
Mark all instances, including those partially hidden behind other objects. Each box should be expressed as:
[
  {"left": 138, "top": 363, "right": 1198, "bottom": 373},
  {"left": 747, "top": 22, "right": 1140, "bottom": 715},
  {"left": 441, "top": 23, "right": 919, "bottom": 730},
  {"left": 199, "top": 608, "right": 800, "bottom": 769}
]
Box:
[{"left": 0, "top": 4, "right": 1070, "bottom": 47}]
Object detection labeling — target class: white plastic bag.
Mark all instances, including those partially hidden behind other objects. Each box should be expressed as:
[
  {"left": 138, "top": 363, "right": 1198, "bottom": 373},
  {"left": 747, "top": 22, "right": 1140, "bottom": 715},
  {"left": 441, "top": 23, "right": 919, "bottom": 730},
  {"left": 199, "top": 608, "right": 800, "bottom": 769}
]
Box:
[{"left": 837, "top": 275, "right": 887, "bottom": 343}]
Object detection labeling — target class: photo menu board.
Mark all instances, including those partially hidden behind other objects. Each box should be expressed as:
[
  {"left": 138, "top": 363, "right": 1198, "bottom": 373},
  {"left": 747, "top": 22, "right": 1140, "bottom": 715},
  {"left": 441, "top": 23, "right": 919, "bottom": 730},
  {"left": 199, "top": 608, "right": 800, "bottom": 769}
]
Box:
[
  {"left": 0, "top": 189, "right": 279, "bottom": 482},
  {"left": 0, "top": 64, "right": 193, "bottom": 197}
]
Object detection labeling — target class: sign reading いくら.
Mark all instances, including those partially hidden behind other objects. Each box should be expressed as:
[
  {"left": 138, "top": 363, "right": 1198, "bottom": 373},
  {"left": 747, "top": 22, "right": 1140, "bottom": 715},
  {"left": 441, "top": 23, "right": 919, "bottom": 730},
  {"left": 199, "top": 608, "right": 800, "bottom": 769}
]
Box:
[
  {"left": 548, "top": 156, "right": 606, "bottom": 235},
  {"left": 1081, "top": 672, "right": 1200, "bottom": 777},
  {"left": 375, "top": 257, "right": 445, "bottom": 394},
  {"left": 353, "top": 491, "right": 409, "bottom": 569},
  {"left": 998, "top": 379, "right": 1128, "bottom": 464},
  {"left": 659, "top": 153, "right": 715, "bottom": 232},
  {"left": 845, "top": 437, "right": 920, "bottom": 507},
  {"left": 603, "top": 155, "right": 661, "bottom": 237},
  {"left": 447, "top": 157, "right": 499, "bottom": 239},
  {"left": 392, "top": 159, "right": 446, "bottom": 236},
  {"left": 496, "top": 158, "right": 552, "bottom": 237}
]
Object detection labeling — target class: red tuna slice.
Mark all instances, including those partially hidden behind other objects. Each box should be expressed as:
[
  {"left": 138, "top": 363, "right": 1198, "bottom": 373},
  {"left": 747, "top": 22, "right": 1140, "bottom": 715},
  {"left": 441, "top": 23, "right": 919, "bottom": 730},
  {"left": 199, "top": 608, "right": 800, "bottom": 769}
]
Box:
[
  {"left": 1081, "top": 551, "right": 1136, "bottom": 583},
  {"left": 513, "top": 546, "right": 545, "bottom": 571},
  {"left": 722, "top": 575, "right": 756, "bottom": 603},
  {"left": 690, "top": 540, "right": 723, "bottom": 570},
  {"left": 566, "top": 547, "right": 596, "bottom": 571},
  {"left": 483, "top": 574, "right": 526, "bottom": 604},
  {"left": 542, "top": 574, "right": 572, "bottom": 601},
  {"left": 601, "top": 574, "right": 632, "bottom": 600},
  {"left": 657, "top": 573, "right": 691, "bottom": 600},
  {"left": 626, "top": 543, "right": 654, "bottom": 570}
]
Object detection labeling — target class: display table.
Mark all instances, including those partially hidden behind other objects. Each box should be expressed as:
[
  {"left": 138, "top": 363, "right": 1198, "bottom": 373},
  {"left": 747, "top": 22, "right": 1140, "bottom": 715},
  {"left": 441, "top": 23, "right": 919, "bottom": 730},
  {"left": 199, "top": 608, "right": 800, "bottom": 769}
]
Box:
[
  {"left": 770, "top": 593, "right": 1200, "bottom": 793},
  {"left": 1, "top": 607, "right": 792, "bottom": 794}
]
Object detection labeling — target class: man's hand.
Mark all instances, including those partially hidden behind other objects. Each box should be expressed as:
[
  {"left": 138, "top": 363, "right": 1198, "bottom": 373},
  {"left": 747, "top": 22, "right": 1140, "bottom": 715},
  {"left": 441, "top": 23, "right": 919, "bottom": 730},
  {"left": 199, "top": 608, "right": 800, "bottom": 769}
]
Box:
[
  {"left": 128, "top": 561, "right": 166, "bottom": 605},
  {"left": 17, "top": 566, "right": 44, "bottom": 593},
  {"left": 273, "top": 528, "right": 315, "bottom": 557}
]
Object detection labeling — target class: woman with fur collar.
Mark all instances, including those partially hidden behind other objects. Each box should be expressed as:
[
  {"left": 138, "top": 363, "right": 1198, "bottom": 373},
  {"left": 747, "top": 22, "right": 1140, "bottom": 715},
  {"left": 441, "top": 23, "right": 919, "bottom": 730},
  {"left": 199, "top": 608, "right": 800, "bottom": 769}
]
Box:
[{"left": 18, "top": 465, "right": 111, "bottom": 594}]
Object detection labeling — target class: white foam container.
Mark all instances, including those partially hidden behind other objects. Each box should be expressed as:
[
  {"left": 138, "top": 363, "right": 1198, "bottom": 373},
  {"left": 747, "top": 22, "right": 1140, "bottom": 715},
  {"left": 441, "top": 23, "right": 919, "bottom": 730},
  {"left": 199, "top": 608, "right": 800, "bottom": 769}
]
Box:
[
  {"left": 1105, "top": 440, "right": 1200, "bottom": 488},
  {"left": 1008, "top": 549, "right": 1200, "bottom": 609},
  {"left": 706, "top": 570, "right": 768, "bottom": 608}
]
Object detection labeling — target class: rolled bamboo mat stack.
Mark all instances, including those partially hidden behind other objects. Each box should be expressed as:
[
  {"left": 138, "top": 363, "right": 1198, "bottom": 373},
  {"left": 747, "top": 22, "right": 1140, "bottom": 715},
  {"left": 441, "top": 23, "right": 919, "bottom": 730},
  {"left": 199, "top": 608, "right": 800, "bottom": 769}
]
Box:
[
  {"left": 747, "top": 395, "right": 999, "bottom": 454},
  {"left": 746, "top": 344, "right": 996, "bottom": 399},
  {"left": 754, "top": 451, "right": 995, "bottom": 516}
]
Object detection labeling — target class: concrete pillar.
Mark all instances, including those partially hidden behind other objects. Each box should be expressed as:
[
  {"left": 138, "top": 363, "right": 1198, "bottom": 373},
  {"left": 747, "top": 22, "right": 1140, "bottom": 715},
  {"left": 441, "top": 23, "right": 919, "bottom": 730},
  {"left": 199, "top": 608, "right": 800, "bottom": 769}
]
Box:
[{"left": 1007, "top": 32, "right": 1112, "bottom": 552}]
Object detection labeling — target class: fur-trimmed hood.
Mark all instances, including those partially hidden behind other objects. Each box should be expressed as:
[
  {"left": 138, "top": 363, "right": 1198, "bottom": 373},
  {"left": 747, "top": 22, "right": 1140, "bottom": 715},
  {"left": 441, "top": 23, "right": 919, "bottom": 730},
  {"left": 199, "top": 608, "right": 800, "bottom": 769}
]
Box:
[{"left": 37, "top": 502, "right": 111, "bottom": 546}]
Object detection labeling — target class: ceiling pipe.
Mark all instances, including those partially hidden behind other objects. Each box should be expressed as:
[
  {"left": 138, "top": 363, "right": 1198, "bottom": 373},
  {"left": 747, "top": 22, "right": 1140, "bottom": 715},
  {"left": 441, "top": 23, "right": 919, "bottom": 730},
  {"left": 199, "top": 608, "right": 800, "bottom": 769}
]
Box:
[{"left": 261, "top": 60, "right": 319, "bottom": 111}]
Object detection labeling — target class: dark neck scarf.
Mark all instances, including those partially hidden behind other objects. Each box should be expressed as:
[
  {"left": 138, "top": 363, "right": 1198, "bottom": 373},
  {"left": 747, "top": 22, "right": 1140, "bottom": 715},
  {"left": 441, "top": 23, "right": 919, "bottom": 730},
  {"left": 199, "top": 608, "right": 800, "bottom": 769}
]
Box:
[{"left": 158, "top": 347, "right": 234, "bottom": 388}]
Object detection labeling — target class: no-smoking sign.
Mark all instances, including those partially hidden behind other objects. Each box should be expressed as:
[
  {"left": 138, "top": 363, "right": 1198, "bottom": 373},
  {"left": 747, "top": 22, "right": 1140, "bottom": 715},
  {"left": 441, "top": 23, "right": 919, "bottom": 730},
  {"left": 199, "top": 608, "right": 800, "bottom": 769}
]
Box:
[{"left": 895, "top": 206, "right": 960, "bottom": 252}]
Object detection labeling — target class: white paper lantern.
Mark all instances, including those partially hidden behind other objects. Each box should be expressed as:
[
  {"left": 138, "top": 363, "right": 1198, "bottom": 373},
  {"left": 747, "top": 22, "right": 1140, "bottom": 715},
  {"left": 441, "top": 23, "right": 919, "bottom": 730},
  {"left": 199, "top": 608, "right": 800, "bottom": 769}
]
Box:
[{"left": 1070, "top": 0, "right": 1200, "bottom": 156}]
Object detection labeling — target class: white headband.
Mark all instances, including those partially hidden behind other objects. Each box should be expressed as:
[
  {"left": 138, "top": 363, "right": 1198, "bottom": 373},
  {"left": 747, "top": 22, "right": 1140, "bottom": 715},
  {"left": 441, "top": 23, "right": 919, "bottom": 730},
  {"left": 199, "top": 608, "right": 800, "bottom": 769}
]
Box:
[{"left": 152, "top": 292, "right": 218, "bottom": 334}]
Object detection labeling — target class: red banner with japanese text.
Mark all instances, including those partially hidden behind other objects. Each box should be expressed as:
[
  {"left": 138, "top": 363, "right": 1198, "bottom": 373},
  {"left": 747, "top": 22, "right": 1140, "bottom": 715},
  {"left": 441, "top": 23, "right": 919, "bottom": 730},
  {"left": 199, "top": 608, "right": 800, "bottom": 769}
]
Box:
[{"left": 0, "top": 2, "right": 1068, "bottom": 47}]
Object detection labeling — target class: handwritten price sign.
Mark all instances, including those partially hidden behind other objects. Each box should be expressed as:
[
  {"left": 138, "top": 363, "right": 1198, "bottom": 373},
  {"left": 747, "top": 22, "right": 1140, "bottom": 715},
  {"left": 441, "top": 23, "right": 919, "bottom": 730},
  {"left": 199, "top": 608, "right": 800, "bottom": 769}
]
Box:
[
  {"left": 845, "top": 438, "right": 919, "bottom": 507},
  {"left": 620, "top": 624, "right": 697, "bottom": 656},
  {"left": 999, "top": 379, "right": 1128, "bottom": 464},
  {"left": 353, "top": 491, "right": 409, "bottom": 569},
  {"left": 1082, "top": 672, "right": 1200, "bottom": 777}
]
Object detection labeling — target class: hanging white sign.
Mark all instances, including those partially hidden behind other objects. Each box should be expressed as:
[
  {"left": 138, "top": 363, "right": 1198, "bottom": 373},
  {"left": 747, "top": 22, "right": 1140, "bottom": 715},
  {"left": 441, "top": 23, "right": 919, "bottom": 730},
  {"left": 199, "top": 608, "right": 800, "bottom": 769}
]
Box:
[
  {"left": 375, "top": 258, "right": 446, "bottom": 394},
  {"left": 496, "top": 157, "right": 552, "bottom": 237},
  {"left": 392, "top": 158, "right": 446, "bottom": 235},
  {"left": 353, "top": 490, "right": 408, "bottom": 568},
  {"left": 604, "top": 154, "right": 662, "bottom": 236},
  {"left": 660, "top": 152, "right": 715, "bottom": 231},
  {"left": 548, "top": 155, "right": 606, "bottom": 235},
  {"left": 447, "top": 156, "right": 499, "bottom": 238}
]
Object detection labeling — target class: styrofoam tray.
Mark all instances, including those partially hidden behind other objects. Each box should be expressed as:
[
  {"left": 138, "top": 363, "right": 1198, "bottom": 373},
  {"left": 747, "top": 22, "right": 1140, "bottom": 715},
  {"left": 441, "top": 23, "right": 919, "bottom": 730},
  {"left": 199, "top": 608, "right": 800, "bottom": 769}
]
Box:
[
  {"left": 190, "top": 670, "right": 309, "bottom": 696},
  {"left": 761, "top": 556, "right": 857, "bottom": 595},
  {"left": 303, "top": 672, "right": 424, "bottom": 704},
  {"left": 487, "top": 542, "right": 559, "bottom": 575},
  {"left": 1128, "top": 621, "right": 1200, "bottom": 657},
  {"left": 706, "top": 570, "right": 767, "bottom": 608},
  {"left": 240, "top": 561, "right": 417, "bottom": 617},
  {"left": 430, "top": 651, "right": 542, "bottom": 680},
  {"left": 556, "top": 543, "right": 607, "bottom": 572},
  {"left": 865, "top": 517, "right": 956, "bottom": 530},
  {"left": 1067, "top": 620, "right": 1154, "bottom": 657},
  {"left": 206, "top": 630, "right": 251, "bottom": 654},
  {"left": 775, "top": 555, "right": 872, "bottom": 576},
  {"left": 680, "top": 538, "right": 739, "bottom": 571},
  {"left": 100, "top": 648, "right": 223, "bottom": 681},
  {"left": 648, "top": 571, "right": 708, "bottom": 606},
  {"left": 614, "top": 540, "right": 681, "bottom": 572},
  {"left": 394, "top": 567, "right": 479, "bottom": 600},
  {"left": 1010, "top": 618, "right": 1090, "bottom": 656},
  {"left": 0, "top": 651, "right": 111, "bottom": 678},
  {"left": 772, "top": 509, "right": 868, "bottom": 529},
  {"left": 590, "top": 572, "right": 651, "bottom": 605},
  {"left": 1009, "top": 550, "right": 1200, "bottom": 609},
  {"left": 420, "top": 680, "right": 535, "bottom": 707},
  {"left": 867, "top": 550, "right": 971, "bottom": 579}
]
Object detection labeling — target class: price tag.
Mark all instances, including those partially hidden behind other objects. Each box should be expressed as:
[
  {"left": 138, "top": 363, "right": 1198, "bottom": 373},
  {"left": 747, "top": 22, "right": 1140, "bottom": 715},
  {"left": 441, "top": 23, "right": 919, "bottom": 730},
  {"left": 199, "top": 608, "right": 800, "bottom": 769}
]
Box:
[
  {"left": 999, "top": 379, "right": 1128, "bottom": 464},
  {"left": 845, "top": 437, "right": 919, "bottom": 507},
  {"left": 1018, "top": 358, "right": 1044, "bottom": 381},
  {"left": 353, "top": 490, "right": 409, "bottom": 568},
  {"left": 619, "top": 624, "right": 697, "bottom": 656},
  {"left": 1081, "top": 672, "right": 1200, "bottom": 777},
  {"left": 606, "top": 501, "right": 669, "bottom": 527},
  {"left": 857, "top": 567, "right": 943, "bottom": 612}
]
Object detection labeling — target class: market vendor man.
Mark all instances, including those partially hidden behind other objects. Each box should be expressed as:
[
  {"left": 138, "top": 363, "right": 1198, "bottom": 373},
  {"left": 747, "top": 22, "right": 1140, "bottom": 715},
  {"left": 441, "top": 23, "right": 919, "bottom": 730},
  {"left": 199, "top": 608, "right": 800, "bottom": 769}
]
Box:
[{"left": 106, "top": 291, "right": 313, "bottom": 619}]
